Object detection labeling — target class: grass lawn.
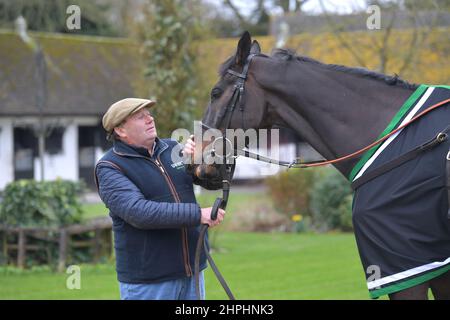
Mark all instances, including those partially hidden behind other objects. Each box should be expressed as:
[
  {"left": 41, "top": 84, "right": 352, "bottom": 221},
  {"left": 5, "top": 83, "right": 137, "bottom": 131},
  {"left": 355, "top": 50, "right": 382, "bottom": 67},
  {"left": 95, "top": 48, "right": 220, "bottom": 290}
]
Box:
[
  {"left": 81, "top": 190, "right": 269, "bottom": 222},
  {"left": 0, "top": 232, "right": 379, "bottom": 300},
  {"left": 3, "top": 191, "right": 380, "bottom": 300},
  {"left": 81, "top": 202, "right": 109, "bottom": 220}
]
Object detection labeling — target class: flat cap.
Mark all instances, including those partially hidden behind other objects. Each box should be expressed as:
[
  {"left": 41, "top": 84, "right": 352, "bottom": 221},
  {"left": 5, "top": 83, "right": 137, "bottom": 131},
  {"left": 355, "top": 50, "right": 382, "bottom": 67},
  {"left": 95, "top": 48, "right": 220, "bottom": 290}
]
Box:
[{"left": 102, "top": 98, "right": 156, "bottom": 132}]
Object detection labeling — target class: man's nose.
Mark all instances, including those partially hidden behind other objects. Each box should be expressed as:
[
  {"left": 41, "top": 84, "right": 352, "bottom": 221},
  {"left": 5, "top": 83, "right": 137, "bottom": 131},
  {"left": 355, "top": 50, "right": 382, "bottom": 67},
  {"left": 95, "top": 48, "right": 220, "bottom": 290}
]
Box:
[{"left": 145, "top": 114, "right": 154, "bottom": 123}]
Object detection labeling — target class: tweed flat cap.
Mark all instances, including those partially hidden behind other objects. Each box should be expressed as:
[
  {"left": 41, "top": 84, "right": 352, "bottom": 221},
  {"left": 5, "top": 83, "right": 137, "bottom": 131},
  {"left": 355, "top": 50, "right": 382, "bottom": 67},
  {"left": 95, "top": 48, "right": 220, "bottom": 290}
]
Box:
[{"left": 102, "top": 98, "right": 156, "bottom": 132}]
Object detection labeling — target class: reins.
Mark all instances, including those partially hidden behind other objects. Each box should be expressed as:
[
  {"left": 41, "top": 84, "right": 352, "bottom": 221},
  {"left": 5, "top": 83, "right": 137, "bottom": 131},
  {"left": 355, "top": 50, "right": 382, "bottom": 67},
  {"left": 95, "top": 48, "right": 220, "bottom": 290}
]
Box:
[
  {"left": 293, "top": 98, "right": 450, "bottom": 168},
  {"left": 193, "top": 55, "right": 259, "bottom": 301},
  {"left": 200, "top": 97, "right": 449, "bottom": 171}
]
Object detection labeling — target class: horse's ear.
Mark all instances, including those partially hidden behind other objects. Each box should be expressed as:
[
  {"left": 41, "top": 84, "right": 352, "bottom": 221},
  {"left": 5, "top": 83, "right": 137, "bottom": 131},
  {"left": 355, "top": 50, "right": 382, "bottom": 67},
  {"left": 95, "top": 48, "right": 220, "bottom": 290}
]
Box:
[
  {"left": 235, "top": 31, "right": 252, "bottom": 66},
  {"left": 250, "top": 40, "right": 261, "bottom": 54}
]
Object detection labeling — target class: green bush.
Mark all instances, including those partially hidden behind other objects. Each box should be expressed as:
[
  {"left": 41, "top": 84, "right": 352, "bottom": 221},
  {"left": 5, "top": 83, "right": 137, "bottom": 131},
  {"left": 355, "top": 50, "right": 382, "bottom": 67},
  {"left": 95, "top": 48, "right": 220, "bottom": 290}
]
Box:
[
  {"left": 265, "top": 169, "right": 315, "bottom": 223},
  {"left": 309, "top": 168, "right": 353, "bottom": 232},
  {"left": 337, "top": 195, "right": 354, "bottom": 232},
  {"left": 0, "top": 179, "right": 85, "bottom": 227}
]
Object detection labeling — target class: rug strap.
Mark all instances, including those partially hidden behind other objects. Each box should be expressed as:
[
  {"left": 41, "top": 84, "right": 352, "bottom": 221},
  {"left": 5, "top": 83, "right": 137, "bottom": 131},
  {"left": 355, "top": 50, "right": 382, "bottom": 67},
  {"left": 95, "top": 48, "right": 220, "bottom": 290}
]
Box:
[
  {"left": 447, "top": 147, "right": 450, "bottom": 219},
  {"left": 352, "top": 125, "right": 450, "bottom": 190}
]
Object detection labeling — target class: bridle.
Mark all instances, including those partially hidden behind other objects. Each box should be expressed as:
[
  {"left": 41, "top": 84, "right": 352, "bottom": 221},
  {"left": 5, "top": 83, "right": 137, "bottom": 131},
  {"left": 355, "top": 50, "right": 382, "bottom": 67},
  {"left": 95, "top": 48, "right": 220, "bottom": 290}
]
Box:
[
  {"left": 206, "top": 54, "right": 259, "bottom": 214},
  {"left": 215, "top": 54, "right": 257, "bottom": 132},
  {"left": 194, "top": 53, "right": 450, "bottom": 300},
  {"left": 194, "top": 54, "right": 257, "bottom": 300}
]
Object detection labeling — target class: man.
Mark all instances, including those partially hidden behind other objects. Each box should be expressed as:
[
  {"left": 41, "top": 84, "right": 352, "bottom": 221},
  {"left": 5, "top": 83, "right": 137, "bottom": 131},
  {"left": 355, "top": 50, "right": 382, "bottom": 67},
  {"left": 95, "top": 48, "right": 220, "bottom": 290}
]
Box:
[{"left": 95, "top": 98, "right": 225, "bottom": 300}]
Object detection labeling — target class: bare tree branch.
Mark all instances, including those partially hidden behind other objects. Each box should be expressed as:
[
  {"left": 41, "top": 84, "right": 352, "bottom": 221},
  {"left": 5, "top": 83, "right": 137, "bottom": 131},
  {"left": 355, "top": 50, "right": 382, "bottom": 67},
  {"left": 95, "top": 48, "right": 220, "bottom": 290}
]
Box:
[
  {"left": 295, "top": 0, "right": 310, "bottom": 12},
  {"left": 223, "top": 0, "right": 247, "bottom": 25},
  {"left": 318, "top": 0, "right": 368, "bottom": 67},
  {"left": 378, "top": 9, "right": 396, "bottom": 73},
  {"left": 398, "top": 0, "right": 440, "bottom": 74}
]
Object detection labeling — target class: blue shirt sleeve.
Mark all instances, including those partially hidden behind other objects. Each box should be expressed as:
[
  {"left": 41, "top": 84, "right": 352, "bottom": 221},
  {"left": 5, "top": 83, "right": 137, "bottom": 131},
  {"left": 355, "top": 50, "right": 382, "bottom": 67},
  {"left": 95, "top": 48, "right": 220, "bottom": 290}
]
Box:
[{"left": 95, "top": 163, "right": 201, "bottom": 229}]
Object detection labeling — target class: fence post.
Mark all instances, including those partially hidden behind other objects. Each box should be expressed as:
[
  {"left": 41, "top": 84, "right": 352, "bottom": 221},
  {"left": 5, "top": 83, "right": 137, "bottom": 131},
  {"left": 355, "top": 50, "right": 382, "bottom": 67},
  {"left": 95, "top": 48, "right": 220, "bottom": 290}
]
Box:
[
  {"left": 1, "top": 230, "right": 7, "bottom": 264},
  {"left": 58, "top": 228, "right": 68, "bottom": 273},
  {"left": 104, "top": 229, "right": 113, "bottom": 259},
  {"left": 17, "top": 229, "right": 26, "bottom": 268},
  {"left": 93, "top": 229, "right": 101, "bottom": 263}
]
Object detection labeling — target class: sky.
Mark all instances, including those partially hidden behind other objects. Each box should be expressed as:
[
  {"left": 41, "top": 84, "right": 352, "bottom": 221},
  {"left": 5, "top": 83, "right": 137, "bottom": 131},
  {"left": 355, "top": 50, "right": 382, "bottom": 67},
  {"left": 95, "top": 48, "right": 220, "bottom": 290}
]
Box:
[
  {"left": 302, "top": 0, "right": 368, "bottom": 14},
  {"left": 204, "top": 0, "right": 369, "bottom": 17}
]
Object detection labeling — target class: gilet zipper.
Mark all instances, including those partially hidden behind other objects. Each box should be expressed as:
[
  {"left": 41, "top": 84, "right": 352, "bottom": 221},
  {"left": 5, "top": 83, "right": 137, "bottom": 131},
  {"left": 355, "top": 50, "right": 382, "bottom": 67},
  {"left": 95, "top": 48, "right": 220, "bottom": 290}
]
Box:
[
  {"left": 154, "top": 156, "right": 193, "bottom": 277},
  {"left": 113, "top": 147, "right": 193, "bottom": 277}
]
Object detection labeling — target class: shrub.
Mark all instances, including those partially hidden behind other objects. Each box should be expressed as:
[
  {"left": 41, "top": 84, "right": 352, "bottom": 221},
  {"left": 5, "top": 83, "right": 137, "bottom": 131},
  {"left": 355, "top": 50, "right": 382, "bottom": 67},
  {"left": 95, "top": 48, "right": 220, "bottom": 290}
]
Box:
[
  {"left": 309, "top": 168, "right": 353, "bottom": 232},
  {"left": 265, "top": 169, "right": 315, "bottom": 223},
  {"left": 0, "top": 179, "right": 85, "bottom": 227},
  {"left": 338, "top": 194, "right": 354, "bottom": 232}
]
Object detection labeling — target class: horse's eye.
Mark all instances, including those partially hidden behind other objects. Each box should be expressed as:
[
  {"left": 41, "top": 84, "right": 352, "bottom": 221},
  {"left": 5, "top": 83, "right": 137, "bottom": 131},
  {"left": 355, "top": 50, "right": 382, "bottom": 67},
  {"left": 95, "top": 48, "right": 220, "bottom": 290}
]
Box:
[{"left": 211, "top": 88, "right": 222, "bottom": 100}]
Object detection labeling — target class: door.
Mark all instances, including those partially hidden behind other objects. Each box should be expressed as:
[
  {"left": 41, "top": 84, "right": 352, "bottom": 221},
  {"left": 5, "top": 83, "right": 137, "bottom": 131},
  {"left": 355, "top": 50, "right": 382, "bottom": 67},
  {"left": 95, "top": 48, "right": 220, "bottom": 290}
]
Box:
[{"left": 13, "top": 127, "right": 36, "bottom": 180}]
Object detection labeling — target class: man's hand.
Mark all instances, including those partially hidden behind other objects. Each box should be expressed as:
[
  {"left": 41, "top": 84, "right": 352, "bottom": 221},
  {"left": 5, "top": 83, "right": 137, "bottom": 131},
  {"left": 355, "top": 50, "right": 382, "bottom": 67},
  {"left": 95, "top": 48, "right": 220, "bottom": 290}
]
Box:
[
  {"left": 201, "top": 207, "right": 225, "bottom": 228},
  {"left": 183, "top": 135, "right": 195, "bottom": 157}
]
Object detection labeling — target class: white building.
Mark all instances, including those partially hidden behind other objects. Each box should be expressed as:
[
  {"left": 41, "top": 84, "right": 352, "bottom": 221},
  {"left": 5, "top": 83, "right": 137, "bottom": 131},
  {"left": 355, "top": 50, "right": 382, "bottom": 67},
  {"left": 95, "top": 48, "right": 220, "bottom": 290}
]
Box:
[
  {"left": 0, "top": 30, "right": 145, "bottom": 189},
  {"left": 0, "top": 30, "right": 320, "bottom": 190}
]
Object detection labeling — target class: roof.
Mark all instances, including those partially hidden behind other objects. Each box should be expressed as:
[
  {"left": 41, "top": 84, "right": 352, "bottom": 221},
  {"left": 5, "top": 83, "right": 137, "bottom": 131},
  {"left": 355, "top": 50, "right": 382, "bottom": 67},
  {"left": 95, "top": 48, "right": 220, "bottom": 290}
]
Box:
[{"left": 0, "top": 30, "right": 146, "bottom": 117}]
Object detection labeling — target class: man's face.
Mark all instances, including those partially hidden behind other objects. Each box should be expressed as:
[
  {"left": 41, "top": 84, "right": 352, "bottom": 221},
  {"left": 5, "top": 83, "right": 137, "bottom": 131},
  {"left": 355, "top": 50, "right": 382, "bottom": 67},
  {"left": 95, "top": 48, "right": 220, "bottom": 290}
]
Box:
[{"left": 114, "top": 108, "right": 157, "bottom": 149}]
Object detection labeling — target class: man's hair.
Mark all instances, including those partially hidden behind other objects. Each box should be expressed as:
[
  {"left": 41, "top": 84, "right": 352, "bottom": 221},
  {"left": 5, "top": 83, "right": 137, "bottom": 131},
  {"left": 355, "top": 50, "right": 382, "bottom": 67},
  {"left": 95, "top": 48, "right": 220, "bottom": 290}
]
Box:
[
  {"left": 107, "top": 130, "right": 120, "bottom": 142},
  {"left": 106, "top": 120, "right": 126, "bottom": 142}
]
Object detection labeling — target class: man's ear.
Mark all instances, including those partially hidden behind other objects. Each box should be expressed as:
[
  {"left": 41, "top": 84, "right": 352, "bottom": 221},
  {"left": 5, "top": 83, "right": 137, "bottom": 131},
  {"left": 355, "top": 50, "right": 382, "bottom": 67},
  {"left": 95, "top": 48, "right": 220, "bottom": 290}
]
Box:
[
  {"left": 114, "top": 126, "right": 126, "bottom": 139},
  {"left": 235, "top": 31, "right": 252, "bottom": 66}
]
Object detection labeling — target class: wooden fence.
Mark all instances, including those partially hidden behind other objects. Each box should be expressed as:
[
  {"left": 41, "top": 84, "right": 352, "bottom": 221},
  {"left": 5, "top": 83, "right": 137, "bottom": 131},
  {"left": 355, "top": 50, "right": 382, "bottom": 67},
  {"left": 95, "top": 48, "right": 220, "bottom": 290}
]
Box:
[{"left": 0, "top": 217, "right": 112, "bottom": 272}]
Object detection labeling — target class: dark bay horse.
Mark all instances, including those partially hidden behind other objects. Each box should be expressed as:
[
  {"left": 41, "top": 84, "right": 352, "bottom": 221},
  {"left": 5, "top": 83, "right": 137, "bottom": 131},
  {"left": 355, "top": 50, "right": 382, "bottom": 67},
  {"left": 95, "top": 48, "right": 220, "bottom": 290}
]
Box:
[{"left": 198, "top": 31, "right": 450, "bottom": 299}]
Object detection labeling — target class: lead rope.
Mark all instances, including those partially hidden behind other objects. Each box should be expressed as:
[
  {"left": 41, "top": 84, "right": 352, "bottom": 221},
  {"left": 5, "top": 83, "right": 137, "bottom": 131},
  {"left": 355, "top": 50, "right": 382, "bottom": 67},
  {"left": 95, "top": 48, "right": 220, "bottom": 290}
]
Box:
[
  {"left": 193, "top": 57, "right": 258, "bottom": 300},
  {"left": 203, "top": 99, "right": 450, "bottom": 170},
  {"left": 194, "top": 158, "right": 235, "bottom": 300},
  {"left": 194, "top": 180, "right": 235, "bottom": 300},
  {"left": 293, "top": 98, "right": 450, "bottom": 168}
]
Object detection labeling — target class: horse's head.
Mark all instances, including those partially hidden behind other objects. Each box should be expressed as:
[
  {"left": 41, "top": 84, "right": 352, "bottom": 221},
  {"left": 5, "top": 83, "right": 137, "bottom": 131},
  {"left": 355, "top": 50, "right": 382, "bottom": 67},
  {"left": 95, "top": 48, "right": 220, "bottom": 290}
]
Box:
[
  {"left": 202, "top": 31, "right": 269, "bottom": 131},
  {"left": 189, "top": 32, "right": 274, "bottom": 183}
]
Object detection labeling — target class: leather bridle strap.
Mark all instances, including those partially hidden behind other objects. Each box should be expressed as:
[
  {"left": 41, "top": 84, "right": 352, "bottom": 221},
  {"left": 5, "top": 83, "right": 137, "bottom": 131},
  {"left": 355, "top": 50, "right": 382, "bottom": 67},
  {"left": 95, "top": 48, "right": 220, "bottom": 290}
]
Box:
[
  {"left": 297, "top": 99, "right": 450, "bottom": 168},
  {"left": 194, "top": 55, "right": 257, "bottom": 301},
  {"left": 204, "top": 99, "right": 450, "bottom": 170},
  {"left": 351, "top": 125, "right": 450, "bottom": 190},
  {"left": 216, "top": 54, "right": 257, "bottom": 131},
  {"left": 194, "top": 199, "right": 235, "bottom": 300}
]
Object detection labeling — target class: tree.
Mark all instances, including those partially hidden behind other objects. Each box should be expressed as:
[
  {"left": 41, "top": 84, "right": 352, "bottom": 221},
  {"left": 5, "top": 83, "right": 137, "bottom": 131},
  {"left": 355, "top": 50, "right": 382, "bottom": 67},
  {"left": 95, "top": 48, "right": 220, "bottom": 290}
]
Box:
[
  {"left": 404, "top": 0, "right": 450, "bottom": 11},
  {"left": 137, "top": 0, "right": 205, "bottom": 137},
  {"left": 221, "top": 0, "right": 311, "bottom": 36},
  {"left": 318, "top": 0, "right": 447, "bottom": 74},
  {"left": 0, "top": 0, "right": 119, "bottom": 36}
]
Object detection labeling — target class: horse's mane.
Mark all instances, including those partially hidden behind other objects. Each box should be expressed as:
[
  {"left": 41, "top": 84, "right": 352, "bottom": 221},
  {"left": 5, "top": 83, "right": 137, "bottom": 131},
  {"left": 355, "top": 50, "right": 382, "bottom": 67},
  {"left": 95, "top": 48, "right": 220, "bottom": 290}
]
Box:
[
  {"left": 271, "top": 48, "right": 418, "bottom": 90},
  {"left": 219, "top": 48, "right": 418, "bottom": 90}
]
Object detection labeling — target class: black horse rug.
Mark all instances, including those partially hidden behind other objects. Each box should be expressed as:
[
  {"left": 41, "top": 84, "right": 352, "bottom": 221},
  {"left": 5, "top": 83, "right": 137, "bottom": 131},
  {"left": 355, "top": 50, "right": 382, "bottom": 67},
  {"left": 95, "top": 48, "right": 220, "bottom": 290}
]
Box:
[{"left": 351, "top": 84, "right": 450, "bottom": 298}]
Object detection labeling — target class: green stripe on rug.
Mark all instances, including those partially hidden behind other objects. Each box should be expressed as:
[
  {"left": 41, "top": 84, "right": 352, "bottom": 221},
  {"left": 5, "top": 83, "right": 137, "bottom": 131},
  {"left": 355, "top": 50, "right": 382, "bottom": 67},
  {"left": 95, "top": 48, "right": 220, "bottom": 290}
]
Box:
[
  {"left": 369, "top": 263, "right": 450, "bottom": 299},
  {"left": 429, "top": 85, "right": 450, "bottom": 89},
  {"left": 348, "top": 84, "right": 429, "bottom": 181}
]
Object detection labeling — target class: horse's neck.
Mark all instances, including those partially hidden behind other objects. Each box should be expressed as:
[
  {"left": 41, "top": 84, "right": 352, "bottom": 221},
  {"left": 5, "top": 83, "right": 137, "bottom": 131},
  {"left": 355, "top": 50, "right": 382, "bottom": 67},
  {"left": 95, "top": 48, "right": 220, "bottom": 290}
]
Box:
[{"left": 254, "top": 57, "right": 415, "bottom": 177}]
